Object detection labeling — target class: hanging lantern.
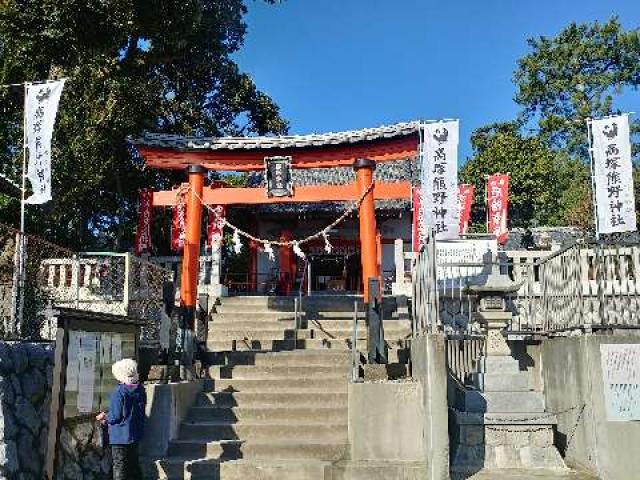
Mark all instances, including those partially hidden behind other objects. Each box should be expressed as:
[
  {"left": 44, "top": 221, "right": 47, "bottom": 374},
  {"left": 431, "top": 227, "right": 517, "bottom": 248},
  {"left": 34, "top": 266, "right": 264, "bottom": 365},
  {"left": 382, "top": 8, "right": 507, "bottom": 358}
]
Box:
[
  {"left": 232, "top": 229, "right": 242, "bottom": 254},
  {"left": 293, "top": 241, "right": 305, "bottom": 259},
  {"left": 264, "top": 242, "right": 275, "bottom": 262}
]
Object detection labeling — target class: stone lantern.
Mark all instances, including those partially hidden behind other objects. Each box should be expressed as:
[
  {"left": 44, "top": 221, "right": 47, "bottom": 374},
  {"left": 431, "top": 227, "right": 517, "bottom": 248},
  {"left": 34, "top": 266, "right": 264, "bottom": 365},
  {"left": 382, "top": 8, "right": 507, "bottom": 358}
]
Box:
[{"left": 467, "top": 255, "right": 522, "bottom": 357}]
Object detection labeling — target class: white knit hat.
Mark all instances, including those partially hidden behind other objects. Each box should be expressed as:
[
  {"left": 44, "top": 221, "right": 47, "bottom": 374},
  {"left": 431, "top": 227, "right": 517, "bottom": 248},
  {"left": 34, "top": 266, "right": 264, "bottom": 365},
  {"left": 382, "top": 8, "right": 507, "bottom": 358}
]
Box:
[{"left": 112, "top": 358, "right": 139, "bottom": 384}]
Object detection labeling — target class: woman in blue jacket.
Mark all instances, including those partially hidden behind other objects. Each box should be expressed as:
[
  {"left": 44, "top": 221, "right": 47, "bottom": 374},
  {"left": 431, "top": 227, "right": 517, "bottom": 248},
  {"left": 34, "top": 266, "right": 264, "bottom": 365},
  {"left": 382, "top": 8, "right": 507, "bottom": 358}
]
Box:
[{"left": 97, "top": 358, "right": 146, "bottom": 480}]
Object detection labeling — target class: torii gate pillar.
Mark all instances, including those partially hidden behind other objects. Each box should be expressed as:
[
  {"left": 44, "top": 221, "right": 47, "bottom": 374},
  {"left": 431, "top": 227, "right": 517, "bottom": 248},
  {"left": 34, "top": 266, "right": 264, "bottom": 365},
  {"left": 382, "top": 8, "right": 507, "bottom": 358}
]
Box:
[
  {"left": 354, "top": 158, "right": 379, "bottom": 303},
  {"left": 179, "top": 165, "right": 207, "bottom": 365}
]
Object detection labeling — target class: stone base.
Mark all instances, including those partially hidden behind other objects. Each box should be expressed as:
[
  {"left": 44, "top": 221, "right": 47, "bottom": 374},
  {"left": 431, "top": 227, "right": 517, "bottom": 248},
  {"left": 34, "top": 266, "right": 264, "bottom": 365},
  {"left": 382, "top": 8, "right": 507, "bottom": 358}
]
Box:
[
  {"left": 331, "top": 461, "right": 428, "bottom": 480},
  {"left": 451, "top": 411, "right": 566, "bottom": 474}
]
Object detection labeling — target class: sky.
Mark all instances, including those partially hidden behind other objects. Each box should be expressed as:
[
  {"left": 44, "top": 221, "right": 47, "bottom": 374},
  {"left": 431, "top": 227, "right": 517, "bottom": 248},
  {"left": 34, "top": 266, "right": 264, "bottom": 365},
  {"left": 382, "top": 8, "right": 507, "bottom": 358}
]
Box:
[{"left": 234, "top": 0, "right": 640, "bottom": 161}]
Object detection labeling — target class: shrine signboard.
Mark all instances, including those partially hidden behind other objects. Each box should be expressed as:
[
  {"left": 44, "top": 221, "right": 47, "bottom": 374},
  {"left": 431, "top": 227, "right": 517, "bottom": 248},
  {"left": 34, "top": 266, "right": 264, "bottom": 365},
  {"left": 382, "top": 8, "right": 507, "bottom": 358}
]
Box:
[
  {"left": 265, "top": 156, "right": 294, "bottom": 197},
  {"left": 46, "top": 309, "right": 141, "bottom": 480}
]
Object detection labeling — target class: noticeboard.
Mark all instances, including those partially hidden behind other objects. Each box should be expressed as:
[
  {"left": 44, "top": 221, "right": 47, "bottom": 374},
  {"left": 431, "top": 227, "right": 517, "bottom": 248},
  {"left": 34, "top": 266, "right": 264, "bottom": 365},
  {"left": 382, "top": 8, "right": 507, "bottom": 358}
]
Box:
[{"left": 46, "top": 308, "right": 142, "bottom": 480}]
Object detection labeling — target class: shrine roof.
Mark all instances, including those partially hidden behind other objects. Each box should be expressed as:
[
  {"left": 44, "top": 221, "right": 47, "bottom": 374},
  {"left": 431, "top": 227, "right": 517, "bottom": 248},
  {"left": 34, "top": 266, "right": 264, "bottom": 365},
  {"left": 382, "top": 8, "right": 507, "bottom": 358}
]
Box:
[
  {"left": 132, "top": 121, "right": 421, "bottom": 170},
  {"left": 132, "top": 121, "right": 421, "bottom": 152}
]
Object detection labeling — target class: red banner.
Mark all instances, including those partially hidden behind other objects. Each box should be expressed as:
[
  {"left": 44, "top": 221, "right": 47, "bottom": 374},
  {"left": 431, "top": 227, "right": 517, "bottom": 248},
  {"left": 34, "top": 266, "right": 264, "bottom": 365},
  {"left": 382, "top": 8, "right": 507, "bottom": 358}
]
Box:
[
  {"left": 458, "top": 184, "right": 474, "bottom": 235},
  {"left": 171, "top": 203, "right": 186, "bottom": 253},
  {"left": 207, "top": 205, "right": 226, "bottom": 250},
  {"left": 412, "top": 187, "right": 426, "bottom": 252},
  {"left": 487, "top": 175, "right": 509, "bottom": 244},
  {"left": 134, "top": 189, "right": 153, "bottom": 256}
]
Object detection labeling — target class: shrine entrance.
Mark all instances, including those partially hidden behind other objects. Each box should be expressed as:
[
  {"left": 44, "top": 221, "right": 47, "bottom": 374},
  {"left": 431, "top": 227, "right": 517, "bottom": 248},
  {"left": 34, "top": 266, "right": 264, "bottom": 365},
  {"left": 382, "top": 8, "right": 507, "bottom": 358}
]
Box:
[{"left": 133, "top": 122, "right": 420, "bottom": 349}]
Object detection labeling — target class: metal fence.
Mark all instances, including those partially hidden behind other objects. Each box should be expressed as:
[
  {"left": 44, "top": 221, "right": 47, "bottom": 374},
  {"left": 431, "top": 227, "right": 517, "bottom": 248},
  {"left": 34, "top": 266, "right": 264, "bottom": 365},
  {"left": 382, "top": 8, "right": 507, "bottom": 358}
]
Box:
[
  {"left": 0, "top": 222, "right": 171, "bottom": 342},
  {"left": 410, "top": 234, "right": 640, "bottom": 337},
  {"left": 520, "top": 241, "right": 640, "bottom": 333}
]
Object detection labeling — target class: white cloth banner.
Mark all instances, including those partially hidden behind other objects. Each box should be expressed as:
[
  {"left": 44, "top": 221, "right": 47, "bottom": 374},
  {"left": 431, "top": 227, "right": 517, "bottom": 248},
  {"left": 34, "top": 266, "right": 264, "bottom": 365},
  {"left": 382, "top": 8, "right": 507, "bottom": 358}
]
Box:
[
  {"left": 421, "top": 120, "right": 460, "bottom": 240},
  {"left": 591, "top": 115, "right": 636, "bottom": 234},
  {"left": 24, "top": 80, "right": 66, "bottom": 204}
]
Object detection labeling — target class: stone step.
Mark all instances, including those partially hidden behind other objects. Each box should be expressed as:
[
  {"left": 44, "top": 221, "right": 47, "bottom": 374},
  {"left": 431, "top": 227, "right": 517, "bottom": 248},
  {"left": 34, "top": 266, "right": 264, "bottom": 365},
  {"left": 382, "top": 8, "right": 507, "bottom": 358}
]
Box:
[
  {"left": 305, "top": 311, "right": 366, "bottom": 320},
  {"left": 206, "top": 339, "right": 298, "bottom": 351},
  {"left": 210, "top": 313, "right": 298, "bottom": 322},
  {"left": 167, "top": 439, "right": 348, "bottom": 462},
  {"left": 207, "top": 329, "right": 410, "bottom": 343},
  {"left": 205, "top": 338, "right": 407, "bottom": 352},
  {"left": 179, "top": 422, "right": 348, "bottom": 442},
  {"left": 214, "top": 305, "right": 297, "bottom": 314},
  {"left": 205, "top": 377, "right": 348, "bottom": 393},
  {"left": 306, "top": 319, "right": 409, "bottom": 329},
  {"left": 306, "top": 327, "right": 411, "bottom": 341},
  {"left": 196, "top": 391, "right": 348, "bottom": 408},
  {"left": 187, "top": 405, "right": 348, "bottom": 424},
  {"left": 464, "top": 391, "right": 546, "bottom": 413},
  {"left": 151, "top": 458, "right": 330, "bottom": 480},
  {"left": 473, "top": 372, "right": 530, "bottom": 392},
  {"left": 330, "top": 461, "right": 429, "bottom": 480},
  {"left": 207, "top": 365, "right": 349, "bottom": 380},
  {"left": 208, "top": 320, "right": 296, "bottom": 330},
  {"left": 476, "top": 356, "right": 521, "bottom": 374},
  {"left": 207, "top": 330, "right": 300, "bottom": 341},
  {"left": 219, "top": 296, "right": 295, "bottom": 307},
  {"left": 201, "top": 350, "right": 352, "bottom": 367}
]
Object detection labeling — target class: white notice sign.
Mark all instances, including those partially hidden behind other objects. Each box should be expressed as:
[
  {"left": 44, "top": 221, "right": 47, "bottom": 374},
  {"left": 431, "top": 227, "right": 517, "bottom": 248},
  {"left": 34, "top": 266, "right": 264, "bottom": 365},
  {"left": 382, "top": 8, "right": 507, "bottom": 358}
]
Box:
[
  {"left": 100, "top": 334, "right": 112, "bottom": 365},
  {"left": 111, "top": 334, "right": 122, "bottom": 362},
  {"left": 600, "top": 344, "right": 640, "bottom": 422},
  {"left": 65, "top": 331, "right": 81, "bottom": 392},
  {"left": 77, "top": 332, "right": 97, "bottom": 413},
  {"left": 436, "top": 239, "right": 498, "bottom": 283},
  {"left": 591, "top": 115, "right": 637, "bottom": 235},
  {"left": 422, "top": 120, "right": 460, "bottom": 240}
]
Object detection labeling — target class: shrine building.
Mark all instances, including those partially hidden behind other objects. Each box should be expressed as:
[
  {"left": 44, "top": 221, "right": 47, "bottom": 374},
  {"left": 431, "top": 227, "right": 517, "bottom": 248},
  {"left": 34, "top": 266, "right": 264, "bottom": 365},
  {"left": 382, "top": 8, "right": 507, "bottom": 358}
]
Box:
[{"left": 133, "top": 121, "right": 421, "bottom": 298}]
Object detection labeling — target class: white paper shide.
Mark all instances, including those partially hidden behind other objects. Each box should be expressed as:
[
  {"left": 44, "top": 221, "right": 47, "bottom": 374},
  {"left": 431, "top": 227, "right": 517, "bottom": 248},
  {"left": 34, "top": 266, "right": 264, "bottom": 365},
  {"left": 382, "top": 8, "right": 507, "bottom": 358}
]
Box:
[
  {"left": 25, "top": 80, "right": 66, "bottom": 204},
  {"left": 591, "top": 115, "right": 636, "bottom": 234},
  {"left": 422, "top": 121, "right": 460, "bottom": 240}
]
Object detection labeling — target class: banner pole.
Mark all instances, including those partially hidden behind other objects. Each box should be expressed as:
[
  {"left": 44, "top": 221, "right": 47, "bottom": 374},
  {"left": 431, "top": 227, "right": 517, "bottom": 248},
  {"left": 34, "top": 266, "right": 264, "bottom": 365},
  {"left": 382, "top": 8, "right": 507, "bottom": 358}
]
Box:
[
  {"left": 586, "top": 118, "right": 600, "bottom": 242},
  {"left": 17, "top": 82, "right": 30, "bottom": 335}
]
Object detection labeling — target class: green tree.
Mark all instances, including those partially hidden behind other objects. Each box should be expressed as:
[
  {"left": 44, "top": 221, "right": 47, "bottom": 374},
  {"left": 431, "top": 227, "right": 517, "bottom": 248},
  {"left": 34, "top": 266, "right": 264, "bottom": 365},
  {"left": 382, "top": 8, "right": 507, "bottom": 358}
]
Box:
[
  {"left": 0, "top": 0, "right": 288, "bottom": 251},
  {"left": 460, "top": 122, "right": 583, "bottom": 229},
  {"left": 514, "top": 17, "right": 640, "bottom": 159}
]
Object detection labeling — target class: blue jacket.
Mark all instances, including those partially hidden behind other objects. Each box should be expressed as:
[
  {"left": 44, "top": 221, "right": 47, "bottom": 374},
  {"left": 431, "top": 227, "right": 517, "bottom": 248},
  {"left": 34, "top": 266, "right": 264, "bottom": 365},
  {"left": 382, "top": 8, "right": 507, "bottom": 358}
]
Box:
[{"left": 107, "top": 383, "right": 146, "bottom": 445}]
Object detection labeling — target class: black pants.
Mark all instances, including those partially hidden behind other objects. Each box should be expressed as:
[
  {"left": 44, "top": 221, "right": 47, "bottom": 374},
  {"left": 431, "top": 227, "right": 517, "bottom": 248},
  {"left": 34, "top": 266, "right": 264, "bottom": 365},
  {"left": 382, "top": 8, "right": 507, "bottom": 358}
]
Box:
[{"left": 112, "top": 443, "right": 141, "bottom": 480}]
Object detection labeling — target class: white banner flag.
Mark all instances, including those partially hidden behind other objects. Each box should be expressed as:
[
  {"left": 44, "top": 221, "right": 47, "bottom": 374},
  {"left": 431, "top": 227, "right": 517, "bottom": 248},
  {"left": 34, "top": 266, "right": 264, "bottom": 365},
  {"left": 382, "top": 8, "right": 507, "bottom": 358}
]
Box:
[
  {"left": 24, "top": 80, "right": 66, "bottom": 204},
  {"left": 591, "top": 115, "right": 636, "bottom": 234},
  {"left": 422, "top": 120, "right": 460, "bottom": 240}
]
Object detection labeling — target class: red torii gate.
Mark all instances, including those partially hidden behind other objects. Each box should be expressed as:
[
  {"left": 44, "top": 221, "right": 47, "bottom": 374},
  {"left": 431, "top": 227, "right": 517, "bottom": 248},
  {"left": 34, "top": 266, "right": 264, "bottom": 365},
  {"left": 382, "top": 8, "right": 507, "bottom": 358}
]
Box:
[{"left": 133, "top": 122, "right": 420, "bottom": 348}]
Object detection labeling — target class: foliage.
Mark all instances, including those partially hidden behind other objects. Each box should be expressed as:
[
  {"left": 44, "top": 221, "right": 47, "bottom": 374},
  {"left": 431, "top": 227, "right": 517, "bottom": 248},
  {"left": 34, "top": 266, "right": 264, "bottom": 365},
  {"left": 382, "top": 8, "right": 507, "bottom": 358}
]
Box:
[
  {"left": 0, "top": 0, "right": 288, "bottom": 251},
  {"left": 460, "top": 122, "right": 583, "bottom": 229},
  {"left": 514, "top": 17, "right": 640, "bottom": 160}
]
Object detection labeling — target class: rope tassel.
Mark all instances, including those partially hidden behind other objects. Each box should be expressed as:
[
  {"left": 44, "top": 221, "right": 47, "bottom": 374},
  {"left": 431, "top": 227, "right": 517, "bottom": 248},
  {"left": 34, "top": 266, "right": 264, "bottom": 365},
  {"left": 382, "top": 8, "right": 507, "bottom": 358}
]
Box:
[
  {"left": 322, "top": 231, "right": 333, "bottom": 254},
  {"left": 232, "top": 229, "right": 242, "bottom": 254},
  {"left": 293, "top": 241, "right": 305, "bottom": 259},
  {"left": 264, "top": 242, "right": 275, "bottom": 261}
]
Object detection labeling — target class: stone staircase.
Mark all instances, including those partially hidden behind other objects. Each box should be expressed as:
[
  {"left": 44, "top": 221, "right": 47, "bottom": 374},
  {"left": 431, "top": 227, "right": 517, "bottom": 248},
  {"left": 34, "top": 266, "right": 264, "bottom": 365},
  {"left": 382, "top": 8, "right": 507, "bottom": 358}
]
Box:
[{"left": 147, "top": 295, "right": 412, "bottom": 479}]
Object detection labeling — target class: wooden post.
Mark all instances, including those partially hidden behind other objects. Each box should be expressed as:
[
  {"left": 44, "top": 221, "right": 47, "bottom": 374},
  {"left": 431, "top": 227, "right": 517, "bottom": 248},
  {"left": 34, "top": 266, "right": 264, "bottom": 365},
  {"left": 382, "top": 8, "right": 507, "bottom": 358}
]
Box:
[
  {"left": 179, "top": 165, "right": 206, "bottom": 359},
  {"left": 354, "top": 158, "right": 378, "bottom": 303}
]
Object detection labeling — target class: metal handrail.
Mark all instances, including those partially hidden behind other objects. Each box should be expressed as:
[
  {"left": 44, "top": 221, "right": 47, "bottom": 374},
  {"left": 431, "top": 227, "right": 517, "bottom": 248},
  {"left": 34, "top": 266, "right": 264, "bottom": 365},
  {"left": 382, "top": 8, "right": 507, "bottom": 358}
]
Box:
[{"left": 350, "top": 299, "right": 360, "bottom": 382}]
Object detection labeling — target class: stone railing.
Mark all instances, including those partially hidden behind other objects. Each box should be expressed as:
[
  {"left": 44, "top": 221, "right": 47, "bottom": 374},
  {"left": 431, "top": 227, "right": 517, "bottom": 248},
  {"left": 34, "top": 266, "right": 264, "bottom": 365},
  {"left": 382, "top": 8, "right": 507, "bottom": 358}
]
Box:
[
  {"left": 151, "top": 253, "right": 226, "bottom": 299},
  {"left": 41, "top": 254, "right": 171, "bottom": 344}
]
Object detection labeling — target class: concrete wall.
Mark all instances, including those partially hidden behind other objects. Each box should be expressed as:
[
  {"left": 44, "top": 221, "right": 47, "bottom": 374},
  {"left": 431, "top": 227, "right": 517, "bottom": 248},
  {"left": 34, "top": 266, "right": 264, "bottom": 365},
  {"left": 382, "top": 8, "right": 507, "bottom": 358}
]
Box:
[
  {"left": 541, "top": 335, "right": 640, "bottom": 480},
  {"left": 140, "top": 380, "right": 204, "bottom": 458},
  {"left": 348, "top": 382, "right": 425, "bottom": 462},
  {"left": 411, "top": 333, "right": 450, "bottom": 480}
]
